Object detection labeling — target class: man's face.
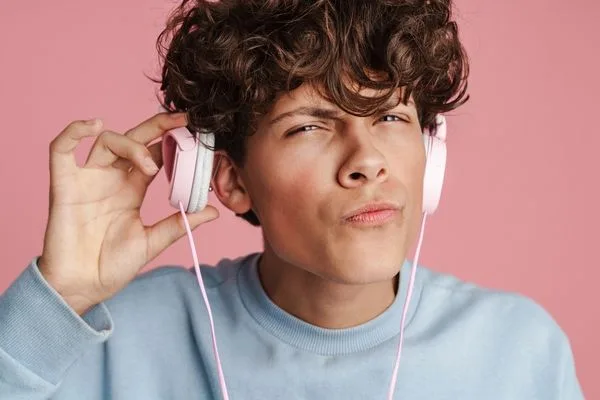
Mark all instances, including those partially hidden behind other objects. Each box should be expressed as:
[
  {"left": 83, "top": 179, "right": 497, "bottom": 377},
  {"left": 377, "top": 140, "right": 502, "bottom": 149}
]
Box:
[{"left": 239, "top": 83, "right": 426, "bottom": 284}]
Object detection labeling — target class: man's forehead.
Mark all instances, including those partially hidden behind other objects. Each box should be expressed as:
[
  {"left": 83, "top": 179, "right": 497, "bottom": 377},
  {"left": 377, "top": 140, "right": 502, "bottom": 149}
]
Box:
[{"left": 269, "top": 82, "right": 414, "bottom": 114}]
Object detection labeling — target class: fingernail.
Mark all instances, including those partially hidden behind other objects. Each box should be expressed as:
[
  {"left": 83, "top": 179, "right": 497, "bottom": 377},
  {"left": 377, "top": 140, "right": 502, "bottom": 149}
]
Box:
[
  {"left": 86, "top": 118, "right": 100, "bottom": 125},
  {"left": 143, "top": 157, "right": 159, "bottom": 174}
]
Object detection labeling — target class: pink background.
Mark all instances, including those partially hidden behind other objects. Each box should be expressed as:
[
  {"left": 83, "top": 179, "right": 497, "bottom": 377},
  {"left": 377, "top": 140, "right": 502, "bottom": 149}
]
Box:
[{"left": 0, "top": 1, "right": 597, "bottom": 397}]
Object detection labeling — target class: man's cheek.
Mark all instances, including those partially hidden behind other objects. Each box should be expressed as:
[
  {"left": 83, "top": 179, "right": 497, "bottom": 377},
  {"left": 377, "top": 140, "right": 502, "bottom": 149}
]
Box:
[{"left": 276, "top": 164, "right": 316, "bottom": 199}]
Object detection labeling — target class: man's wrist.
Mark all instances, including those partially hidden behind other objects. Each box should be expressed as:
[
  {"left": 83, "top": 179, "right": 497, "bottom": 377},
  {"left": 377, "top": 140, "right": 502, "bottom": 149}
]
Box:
[{"left": 37, "top": 264, "right": 98, "bottom": 317}]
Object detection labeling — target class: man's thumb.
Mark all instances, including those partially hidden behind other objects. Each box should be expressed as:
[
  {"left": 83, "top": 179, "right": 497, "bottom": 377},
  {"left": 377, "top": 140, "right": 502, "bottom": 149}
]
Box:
[
  {"left": 186, "top": 205, "right": 220, "bottom": 229},
  {"left": 145, "top": 205, "right": 220, "bottom": 260}
]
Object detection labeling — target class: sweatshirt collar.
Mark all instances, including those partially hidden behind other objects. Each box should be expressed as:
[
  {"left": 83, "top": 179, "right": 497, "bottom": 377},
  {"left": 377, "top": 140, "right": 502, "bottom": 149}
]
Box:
[{"left": 237, "top": 252, "right": 423, "bottom": 355}]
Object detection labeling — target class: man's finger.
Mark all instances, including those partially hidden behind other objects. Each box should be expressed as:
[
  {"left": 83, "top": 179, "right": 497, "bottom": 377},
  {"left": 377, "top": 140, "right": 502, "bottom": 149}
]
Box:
[
  {"left": 129, "top": 141, "right": 164, "bottom": 188},
  {"left": 124, "top": 112, "right": 188, "bottom": 145},
  {"left": 84, "top": 131, "right": 159, "bottom": 176},
  {"left": 49, "top": 119, "right": 104, "bottom": 173}
]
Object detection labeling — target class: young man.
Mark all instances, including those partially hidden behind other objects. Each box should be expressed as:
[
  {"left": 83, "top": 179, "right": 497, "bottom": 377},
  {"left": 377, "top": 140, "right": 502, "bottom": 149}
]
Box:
[{"left": 0, "top": 0, "right": 584, "bottom": 399}]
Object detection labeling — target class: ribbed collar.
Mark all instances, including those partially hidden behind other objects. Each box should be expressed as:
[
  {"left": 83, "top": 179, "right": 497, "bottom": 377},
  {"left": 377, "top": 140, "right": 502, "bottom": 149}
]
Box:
[{"left": 237, "top": 253, "right": 423, "bottom": 355}]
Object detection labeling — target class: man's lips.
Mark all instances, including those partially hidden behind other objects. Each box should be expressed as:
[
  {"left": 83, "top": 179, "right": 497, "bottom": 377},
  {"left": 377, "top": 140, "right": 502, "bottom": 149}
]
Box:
[{"left": 342, "top": 202, "right": 401, "bottom": 225}]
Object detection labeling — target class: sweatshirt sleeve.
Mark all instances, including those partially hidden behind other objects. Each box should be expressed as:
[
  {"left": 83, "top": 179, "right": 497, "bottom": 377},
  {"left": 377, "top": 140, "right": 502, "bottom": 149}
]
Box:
[
  {"left": 557, "top": 331, "right": 586, "bottom": 399},
  {"left": 0, "top": 256, "right": 114, "bottom": 399}
]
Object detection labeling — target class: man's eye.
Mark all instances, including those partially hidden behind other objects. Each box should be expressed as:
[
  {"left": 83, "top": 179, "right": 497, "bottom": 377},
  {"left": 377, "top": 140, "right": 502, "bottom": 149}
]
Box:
[
  {"left": 286, "top": 125, "right": 320, "bottom": 136},
  {"left": 379, "top": 115, "right": 408, "bottom": 123}
]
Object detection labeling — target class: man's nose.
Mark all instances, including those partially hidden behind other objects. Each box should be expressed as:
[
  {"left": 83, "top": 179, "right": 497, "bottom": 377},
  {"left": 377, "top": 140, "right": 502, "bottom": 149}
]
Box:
[{"left": 337, "top": 128, "right": 389, "bottom": 188}]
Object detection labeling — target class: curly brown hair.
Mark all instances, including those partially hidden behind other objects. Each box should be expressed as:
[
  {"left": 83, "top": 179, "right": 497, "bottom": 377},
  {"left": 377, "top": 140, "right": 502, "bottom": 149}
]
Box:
[{"left": 150, "top": 0, "right": 470, "bottom": 226}]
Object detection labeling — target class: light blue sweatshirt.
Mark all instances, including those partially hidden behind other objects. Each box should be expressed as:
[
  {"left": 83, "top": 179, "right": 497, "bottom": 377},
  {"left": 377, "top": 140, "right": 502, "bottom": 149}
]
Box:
[{"left": 0, "top": 252, "right": 584, "bottom": 399}]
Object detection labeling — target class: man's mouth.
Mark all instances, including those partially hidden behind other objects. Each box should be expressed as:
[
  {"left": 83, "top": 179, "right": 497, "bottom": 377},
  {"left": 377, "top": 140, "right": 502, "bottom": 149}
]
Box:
[{"left": 342, "top": 201, "right": 401, "bottom": 226}]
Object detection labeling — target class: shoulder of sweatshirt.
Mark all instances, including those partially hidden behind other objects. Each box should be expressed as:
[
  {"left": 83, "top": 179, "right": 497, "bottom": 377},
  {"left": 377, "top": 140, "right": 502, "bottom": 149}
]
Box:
[
  {"left": 97, "top": 252, "right": 257, "bottom": 320},
  {"left": 412, "top": 263, "right": 575, "bottom": 368},
  {"left": 128, "top": 252, "right": 253, "bottom": 290}
]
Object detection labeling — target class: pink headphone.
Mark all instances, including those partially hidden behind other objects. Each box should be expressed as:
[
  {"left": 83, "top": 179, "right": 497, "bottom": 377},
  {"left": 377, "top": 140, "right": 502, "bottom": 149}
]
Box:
[{"left": 161, "top": 107, "right": 448, "bottom": 400}]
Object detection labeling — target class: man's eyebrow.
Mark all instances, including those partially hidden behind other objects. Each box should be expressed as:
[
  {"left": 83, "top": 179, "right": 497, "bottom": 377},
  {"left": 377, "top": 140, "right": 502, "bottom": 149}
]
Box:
[
  {"left": 268, "top": 106, "right": 344, "bottom": 126},
  {"left": 379, "top": 97, "right": 415, "bottom": 111}
]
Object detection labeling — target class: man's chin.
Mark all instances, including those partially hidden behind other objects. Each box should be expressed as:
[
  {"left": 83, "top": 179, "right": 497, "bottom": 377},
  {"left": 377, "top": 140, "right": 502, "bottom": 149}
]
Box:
[{"left": 323, "top": 251, "right": 405, "bottom": 285}]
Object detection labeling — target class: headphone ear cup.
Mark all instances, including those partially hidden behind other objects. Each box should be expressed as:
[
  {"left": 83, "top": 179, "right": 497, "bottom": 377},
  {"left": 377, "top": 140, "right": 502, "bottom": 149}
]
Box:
[
  {"left": 162, "top": 126, "right": 204, "bottom": 212},
  {"left": 187, "top": 132, "right": 215, "bottom": 213},
  {"left": 422, "top": 115, "right": 447, "bottom": 215}
]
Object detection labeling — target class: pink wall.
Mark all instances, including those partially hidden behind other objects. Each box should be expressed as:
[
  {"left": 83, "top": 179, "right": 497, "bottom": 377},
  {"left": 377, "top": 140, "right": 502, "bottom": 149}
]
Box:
[{"left": 0, "top": 0, "right": 597, "bottom": 397}]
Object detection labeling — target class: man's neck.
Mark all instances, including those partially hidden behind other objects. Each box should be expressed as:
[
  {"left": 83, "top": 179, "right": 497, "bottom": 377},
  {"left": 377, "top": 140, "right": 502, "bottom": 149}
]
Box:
[{"left": 257, "top": 248, "right": 399, "bottom": 329}]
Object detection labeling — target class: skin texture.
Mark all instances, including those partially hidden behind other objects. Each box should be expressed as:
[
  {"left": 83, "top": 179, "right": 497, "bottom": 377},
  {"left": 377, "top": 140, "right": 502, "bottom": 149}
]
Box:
[{"left": 212, "top": 83, "right": 426, "bottom": 329}]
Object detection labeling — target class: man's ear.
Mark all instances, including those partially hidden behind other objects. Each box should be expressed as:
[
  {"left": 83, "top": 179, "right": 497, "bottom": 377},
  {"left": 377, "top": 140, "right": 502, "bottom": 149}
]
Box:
[{"left": 210, "top": 151, "right": 253, "bottom": 215}]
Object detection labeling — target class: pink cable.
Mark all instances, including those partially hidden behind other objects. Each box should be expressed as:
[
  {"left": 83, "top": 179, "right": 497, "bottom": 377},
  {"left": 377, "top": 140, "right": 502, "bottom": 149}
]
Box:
[
  {"left": 179, "top": 200, "right": 230, "bottom": 400},
  {"left": 387, "top": 211, "right": 428, "bottom": 399}
]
